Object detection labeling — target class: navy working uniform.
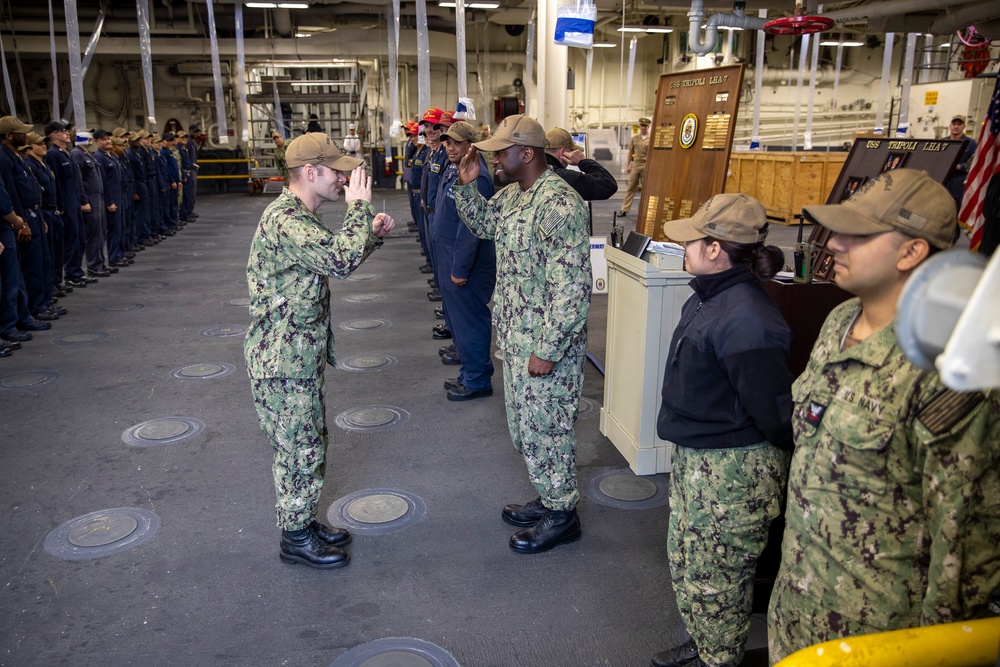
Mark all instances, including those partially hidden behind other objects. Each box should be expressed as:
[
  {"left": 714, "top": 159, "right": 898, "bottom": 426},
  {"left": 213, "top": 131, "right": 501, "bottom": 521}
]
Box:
[
  {"left": 71, "top": 142, "right": 108, "bottom": 274},
  {"left": 45, "top": 139, "right": 86, "bottom": 283},
  {"left": 94, "top": 143, "right": 124, "bottom": 267},
  {"left": 435, "top": 142, "right": 496, "bottom": 394},
  {"left": 0, "top": 139, "right": 43, "bottom": 333}
]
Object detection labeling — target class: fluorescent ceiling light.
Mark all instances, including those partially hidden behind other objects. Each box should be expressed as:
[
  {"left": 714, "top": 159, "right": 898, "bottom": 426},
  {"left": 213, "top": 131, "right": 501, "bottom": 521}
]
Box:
[
  {"left": 438, "top": 1, "right": 500, "bottom": 7},
  {"left": 290, "top": 80, "right": 355, "bottom": 87},
  {"left": 295, "top": 33, "right": 312, "bottom": 37},
  {"left": 593, "top": 42, "right": 617, "bottom": 47},
  {"left": 819, "top": 40, "right": 864, "bottom": 46},
  {"left": 617, "top": 27, "right": 646, "bottom": 33},
  {"left": 278, "top": 2, "right": 309, "bottom": 7},
  {"left": 646, "top": 27, "right": 673, "bottom": 33},
  {"left": 246, "top": 2, "right": 277, "bottom": 7}
]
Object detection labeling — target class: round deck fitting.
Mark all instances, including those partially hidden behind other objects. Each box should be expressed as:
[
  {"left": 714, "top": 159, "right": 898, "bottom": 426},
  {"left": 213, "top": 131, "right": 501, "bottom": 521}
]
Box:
[
  {"left": 200, "top": 324, "right": 247, "bottom": 337},
  {"left": 44, "top": 508, "right": 159, "bottom": 561},
  {"left": 170, "top": 362, "right": 237, "bottom": 381},
  {"left": 335, "top": 406, "right": 409, "bottom": 432},
  {"left": 0, "top": 370, "right": 60, "bottom": 390},
  {"left": 174, "top": 251, "right": 205, "bottom": 257},
  {"left": 342, "top": 293, "right": 384, "bottom": 303},
  {"left": 339, "top": 319, "right": 390, "bottom": 331},
  {"left": 154, "top": 266, "right": 190, "bottom": 273},
  {"left": 582, "top": 467, "right": 670, "bottom": 510},
  {"left": 339, "top": 354, "right": 397, "bottom": 372},
  {"left": 122, "top": 416, "right": 205, "bottom": 447},
  {"left": 52, "top": 332, "right": 110, "bottom": 345},
  {"left": 193, "top": 241, "right": 217, "bottom": 247},
  {"left": 327, "top": 489, "right": 426, "bottom": 535},
  {"left": 345, "top": 273, "right": 379, "bottom": 282},
  {"left": 224, "top": 297, "right": 251, "bottom": 307},
  {"left": 101, "top": 303, "right": 144, "bottom": 312},
  {"left": 577, "top": 398, "right": 598, "bottom": 418},
  {"left": 328, "top": 638, "right": 459, "bottom": 667},
  {"left": 129, "top": 281, "right": 169, "bottom": 289}
]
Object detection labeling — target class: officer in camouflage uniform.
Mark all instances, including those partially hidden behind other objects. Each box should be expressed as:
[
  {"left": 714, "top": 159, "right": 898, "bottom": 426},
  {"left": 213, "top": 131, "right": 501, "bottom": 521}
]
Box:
[
  {"left": 245, "top": 133, "right": 395, "bottom": 569},
  {"left": 768, "top": 169, "right": 1000, "bottom": 661},
  {"left": 272, "top": 131, "right": 288, "bottom": 186},
  {"left": 454, "top": 114, "right": 592, "bottom": 554}
]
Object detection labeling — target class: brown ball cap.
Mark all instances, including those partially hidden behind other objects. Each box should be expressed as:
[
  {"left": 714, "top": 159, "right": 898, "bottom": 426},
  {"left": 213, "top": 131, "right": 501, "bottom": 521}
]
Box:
[
  {"left": 285, "top": 132, "right": 364, "bottom": 171},
  {"left": 474, "top": 115, "right": 546, "bottom": 152}
]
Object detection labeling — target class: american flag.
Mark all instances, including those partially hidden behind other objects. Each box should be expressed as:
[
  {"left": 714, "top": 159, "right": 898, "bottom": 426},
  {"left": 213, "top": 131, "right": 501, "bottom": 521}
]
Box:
[{"left": 959, "top": 76, "right": 1000, "bottom": 251}]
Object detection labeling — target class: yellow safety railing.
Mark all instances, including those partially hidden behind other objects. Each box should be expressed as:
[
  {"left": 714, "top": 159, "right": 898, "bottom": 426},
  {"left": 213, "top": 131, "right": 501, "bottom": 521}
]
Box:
[
  {"left": 192, "top": 158, "right": 252, "bottom": 180},
  {"left": 775, "top": 617, "right": 1000, "bottom": 667}
]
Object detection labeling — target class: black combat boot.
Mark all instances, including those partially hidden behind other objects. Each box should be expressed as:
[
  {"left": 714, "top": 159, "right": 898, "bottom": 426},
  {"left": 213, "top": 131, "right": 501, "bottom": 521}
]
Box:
[
  {"left": 509, "top": 508, "right": 581, "bottom": 553},
  {"left": 280, "top": 527, "right": 349, "bottom": 569},
  {"left": 650, "top": 639, "right": 698, "bottom": 667},
  {"left": 501, "top": 497, "right": 548, "bottom": 526},
  {"left": 309, "top": 520, "right": 352, "bottom": 547}
]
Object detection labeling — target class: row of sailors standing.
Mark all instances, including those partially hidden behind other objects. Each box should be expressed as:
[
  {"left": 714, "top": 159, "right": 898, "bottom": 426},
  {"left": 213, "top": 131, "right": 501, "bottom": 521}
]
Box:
[
  {"left": 400, "top": 108, "right": 617, "bottom": 401},
  {"left": 0, "top": 115, "right": 199, "bottom": 358}
]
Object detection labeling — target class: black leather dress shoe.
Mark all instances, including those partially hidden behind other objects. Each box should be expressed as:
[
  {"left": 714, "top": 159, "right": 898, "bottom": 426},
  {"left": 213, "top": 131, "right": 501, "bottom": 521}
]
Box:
[
  {"left": 650, "top": 640, "right": 699, "bottom": 667},
  {"left": 509, "top": 508, "right": 581, "bottom": 554},
  {"left": 447, "top": 385, "right": 493, "bottom": 401},
  {"left": 432, "top": 327, "right": 452, "bottom": 340},
  {"left": 0, "top": 345, "right": 11, "bottom": 357},
  {"left": 2, "top": 330, "right": 31, "bottom": 342},
  {"left": 443, "top": 377, "right": 462, "bottom": 390},
  {"left": 33, "top": 311, "right": 58, "bottom": 321},
  {"left": 427, "top": 290, "right": 441, "bottom": 302},
  {"left": 309, "top": 521, "right": 352, "bottom": 547},
  {"left": 435, "top": 307, "right": 444, "bottom": 320},
  {"left": 81, "top": 275, "right": 98, "bottom": 283},
  {"left": 3, "top": 339, "right": 21, "bottom": 350},
  {"left": 439, "top": 344, "right": 456, "bottom": 357},
  {"left": 502, "top": 497, "right": 548, "bottom": 527},
  {"left": 87, "top": 270, "right": 110, "bottom": 278},
  {"left": 419, "top": 263, "right": 433, "bottom": 273},
  {"left": 441, "top": 352, "right": 461, "bottom": 365},
  {"left": 65, "top": 278, "right": 88, "bottom": 288},
  {"left": 279, "top": 528, "right": 349, "bottom": 569},
  {"left": 19, "top": 319, "right": 51, "bottom": 331},
  {"left": 52, "top": 305, "right": 68, "bottom": 316},
  {"left": 105, "top": 266, "right": 119, "bottom": 274}
]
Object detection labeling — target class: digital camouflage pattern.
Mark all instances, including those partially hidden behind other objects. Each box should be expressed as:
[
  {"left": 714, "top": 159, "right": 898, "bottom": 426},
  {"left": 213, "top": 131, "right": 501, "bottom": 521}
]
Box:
[
  {"left": 455, "top": 168, "right": 592, "bottom": 510},
  {"left": 768, "top": 298, "right": 1000, "bottom": 662},
  {"left": 245, "top": 189, "right": 380, "bottom": 379},
  {"left": 245, "top": 188, "right": 381, "bottom": 530},
  {"left": 273, "top": 144, "right": 288, "bottom": 184},
  {"left": 453, "top": 168, "right": 591, "bottom": 360},
  {"left": 669, "top": 442, "right": 789, "bottom": 667},
  {"left": 251, "top": 377, "right": 327, "bottom": 530}
]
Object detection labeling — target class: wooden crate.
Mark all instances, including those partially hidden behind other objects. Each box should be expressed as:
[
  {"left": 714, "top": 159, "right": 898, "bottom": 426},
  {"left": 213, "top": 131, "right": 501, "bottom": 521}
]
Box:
[{"left": 725, "top": 152, "right": 847, "bottom": 224}]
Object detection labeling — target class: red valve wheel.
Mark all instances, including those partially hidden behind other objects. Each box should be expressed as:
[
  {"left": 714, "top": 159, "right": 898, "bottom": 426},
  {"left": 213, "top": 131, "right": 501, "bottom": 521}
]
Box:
[{"left": 764, "top": 15, "right": 835, "bottom": 35}]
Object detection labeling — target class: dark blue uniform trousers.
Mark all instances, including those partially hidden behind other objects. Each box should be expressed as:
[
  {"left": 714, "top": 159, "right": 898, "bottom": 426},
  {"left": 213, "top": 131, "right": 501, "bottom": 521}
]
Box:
[
  {"left": 438, "top": 261, "right": 496, "bottom": 392},
  {"left": 62, "top": 206, "right": 85, "bottom": 280},
  {"left": 19, "top": 209, "right": 50, "bottom": 315}
]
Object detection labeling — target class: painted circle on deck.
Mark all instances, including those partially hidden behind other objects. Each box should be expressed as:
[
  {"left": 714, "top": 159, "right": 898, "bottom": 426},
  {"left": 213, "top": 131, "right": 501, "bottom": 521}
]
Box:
[
  {"left": 129, "top": 281, "right": 169, "bottom": 289},
  {"left": 170, "top": 362, "right": 236, "bottom": 380},
  {"left": 224, "top": 297, "right": 252, "bottom": 307},
  {"left": 340, "top": 319, "right": 390, "bottom": 331},
  {"left": 345, "top": 273, "right": 379, "bottom": 282},
  {"left": 0, "top": 370, "right": 60, "bottom": 389},
  {"left": 335, "top": 406, "right": 408, "bottom": 432},
  {"left": 328, "top": 638, "right": 458, "bottom": 667},
  {"left": 200, "top": 324, "right": 247, "bottom": 337},
  {"left": 340, "top": 354, "right": 396, "bottom": 372},
  {"left": 174, "top": 251, "right": 205, "bottom": 257},
  {"left": 598, "top": 474, "right": 658, "bottom": 502},
  {"left": 122, "top": 417, "right": 205, "bottom": 447},
  {"left": 68, "top": 514, "right": 139, "bottom": 547},
  {"left": 52, "top": 332, "right": 110, "bottom": 345},
  {"left": 154, "top": 266, "right": 190, "bottom": 273},
  {"left": 102, "top": 303, "right": 144, "bottom": 312},
  {"left": 347, "top": 494, "right": 410, "bottom": 523},
  {"left": 582, "top": 467, "right": 670, "bottom": 510},
  {"left": 343, "top": 293, "right": 384, "bottom": 303},
  {"left": 327, "top": 489, "right": 426, "bottom": 536},
  {"left": 44, "top": 508, "right": 159, "bottom": 560}
]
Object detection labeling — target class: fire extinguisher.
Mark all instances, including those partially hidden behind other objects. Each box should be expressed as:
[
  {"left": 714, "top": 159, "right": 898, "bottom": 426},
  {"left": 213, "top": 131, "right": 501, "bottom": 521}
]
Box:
[{"left": 385, "top": 153, "right": 393, "bottom": 177}]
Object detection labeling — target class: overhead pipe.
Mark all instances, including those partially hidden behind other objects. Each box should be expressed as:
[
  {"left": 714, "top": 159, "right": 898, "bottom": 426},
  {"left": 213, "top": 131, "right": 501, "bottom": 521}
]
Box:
[
  {"left": 930, "top": 2, "right": 1000, "bottom": 35},
  {"left": 688, "top": 0, "right": 767, "bottom": 56},
  {"left": 821, "top": 0, "right": 971, "bottom": 25}
]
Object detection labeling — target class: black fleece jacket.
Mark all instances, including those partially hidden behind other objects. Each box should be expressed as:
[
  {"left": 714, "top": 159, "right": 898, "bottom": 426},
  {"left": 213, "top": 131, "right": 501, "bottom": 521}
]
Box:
[
  {"left": 656, "top": 265, "right": 794, "bottom": 450},
  {"left": 544, "top": 152, "right": 618, "bottom": 201}
]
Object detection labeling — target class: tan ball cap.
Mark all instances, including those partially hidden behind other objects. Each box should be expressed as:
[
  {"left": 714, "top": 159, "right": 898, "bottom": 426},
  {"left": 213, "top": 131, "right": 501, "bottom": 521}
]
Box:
[
  {"left": 802, "top": 169, "right": 956, "bottom": 249},
  {"left": 545, "top": 128, "right": 582, "bottom": 152},
  {"left": 474, "top": 114, "right": 546, "bottom": 152},
  {"left": 285, "top": 132, "right": 364, "bottom": 170},
  {"left": 441, "top": 121, "right": 478, "bottom": 143},
  {"left": 0, "top": 116, "right": 33, "bottom": 134},
  {"left": 24, "top": 132, "right": 45, "bottom": 146},
  {"left": 662, "top": 193, "right": 769, "bottom": 244}
]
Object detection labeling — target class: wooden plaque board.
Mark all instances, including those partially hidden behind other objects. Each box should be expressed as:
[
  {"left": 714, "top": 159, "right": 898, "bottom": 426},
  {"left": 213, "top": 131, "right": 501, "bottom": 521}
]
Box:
[
  {"left": 808, "top": 137, "right": 966, "bottom": 281},
  {"left": 639, "top": 65, "right": 744, "bottom": 242}
]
